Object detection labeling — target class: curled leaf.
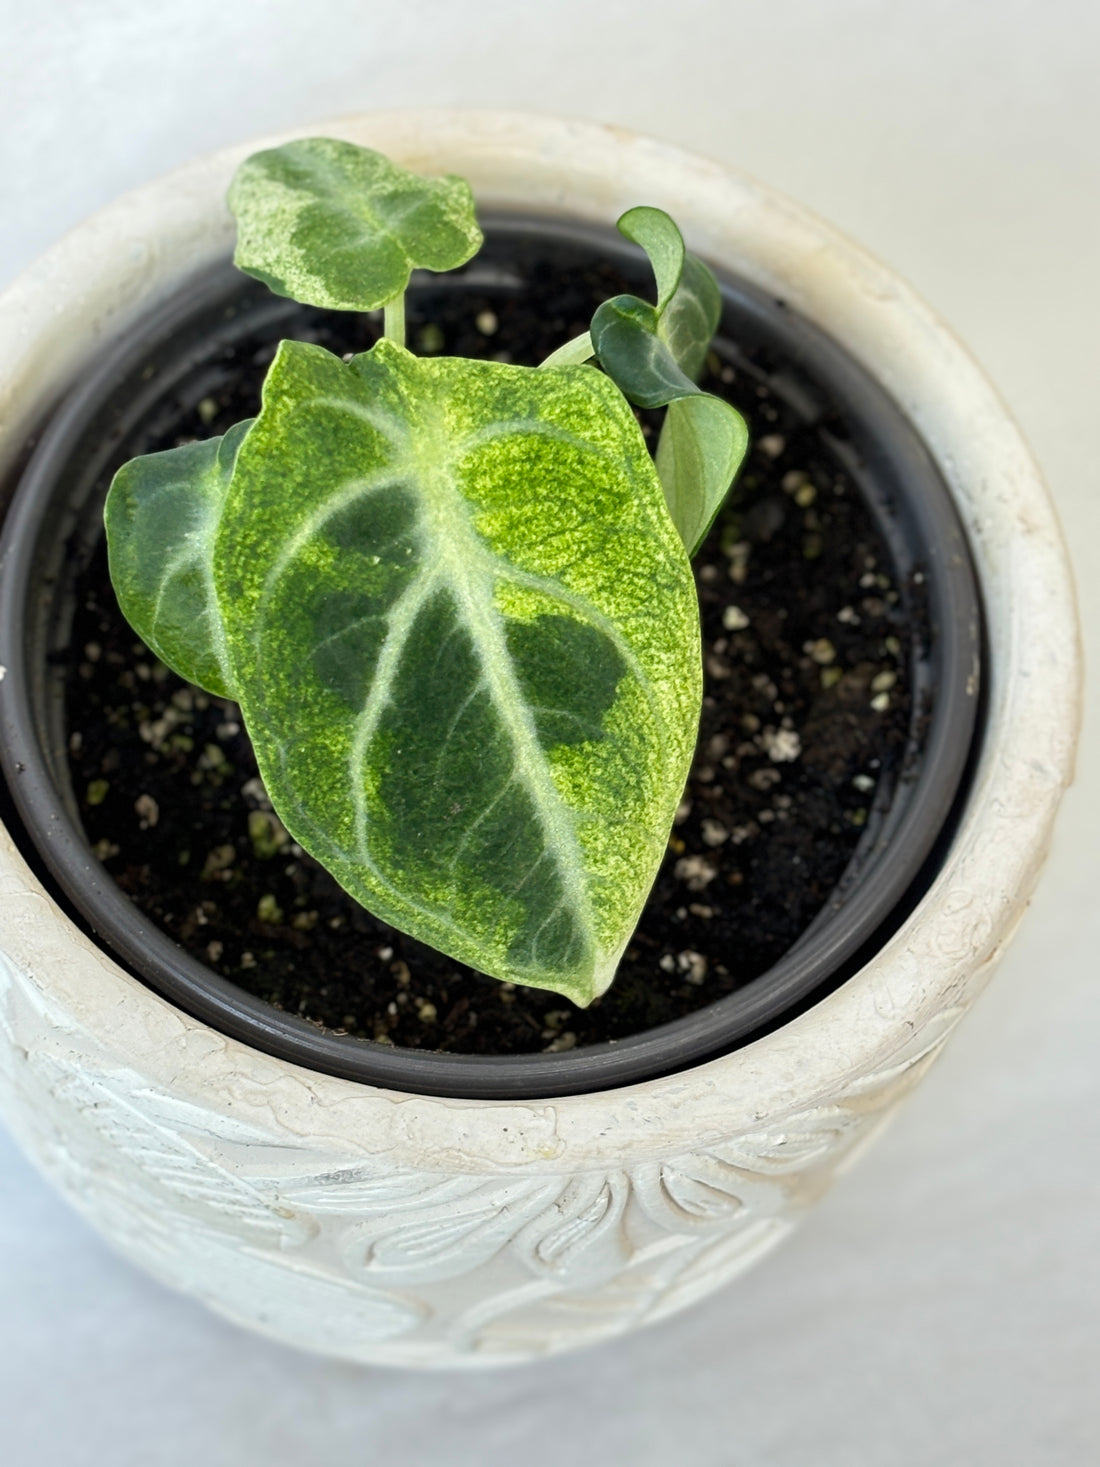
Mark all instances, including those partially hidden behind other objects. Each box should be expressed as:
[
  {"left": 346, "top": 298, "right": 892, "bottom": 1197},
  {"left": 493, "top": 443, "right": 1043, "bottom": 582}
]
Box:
[
  {"left": 228, "top": 137, "right": 483, "bottom": 312},
  {"left": 614, "top": 207, "right": 720, "bottom": 381},
  {"left": 616, "top": 206, "right": 685, "bottom": 312},
  {"left": 591, "top": 280, "right": 746, "bottom": 556},
  {"left": 659, "top": 254, "right": 722, "bottom": 383},
  {"left": 104, "top": 421, "right": 252, "bottom": 698},
  {"left": 590, "top": 296, "right": 697, "bottom": 409}
]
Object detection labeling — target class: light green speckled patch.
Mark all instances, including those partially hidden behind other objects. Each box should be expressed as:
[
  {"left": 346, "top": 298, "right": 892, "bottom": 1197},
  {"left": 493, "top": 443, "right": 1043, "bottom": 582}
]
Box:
[
  {"left": 208, "top": 340, "right": 701, "bottom": 1004},
  {"left": 227, "top": 137, "right": 482, "bottom": 312}
]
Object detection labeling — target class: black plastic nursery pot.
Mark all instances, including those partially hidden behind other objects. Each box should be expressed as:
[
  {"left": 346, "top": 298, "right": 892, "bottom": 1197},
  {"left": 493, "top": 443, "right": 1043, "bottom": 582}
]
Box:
[{"left": 0, "top": 215, "right": 983, "bottom": 1100}]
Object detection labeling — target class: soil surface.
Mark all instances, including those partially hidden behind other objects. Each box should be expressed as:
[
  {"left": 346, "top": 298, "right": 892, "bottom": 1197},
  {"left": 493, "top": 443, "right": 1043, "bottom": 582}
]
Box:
[{"left": 64, "top": 249, "right": 913, "bottom": 1055}]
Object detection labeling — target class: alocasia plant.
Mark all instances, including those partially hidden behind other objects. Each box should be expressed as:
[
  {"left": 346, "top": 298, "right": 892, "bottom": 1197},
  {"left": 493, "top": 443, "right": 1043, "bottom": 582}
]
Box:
[{"left": 105, "top": 136, "right": 748, "bottom": 1007}]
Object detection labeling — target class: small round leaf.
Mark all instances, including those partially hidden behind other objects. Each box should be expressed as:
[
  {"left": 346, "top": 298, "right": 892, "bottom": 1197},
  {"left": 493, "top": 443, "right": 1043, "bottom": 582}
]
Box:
[{"left": 228, "top": 137, "right": 483, "bottom": 311}]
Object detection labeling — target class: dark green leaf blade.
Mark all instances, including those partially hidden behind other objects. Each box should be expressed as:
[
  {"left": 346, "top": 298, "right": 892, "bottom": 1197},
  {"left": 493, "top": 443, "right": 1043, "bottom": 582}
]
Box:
[
  {"left": 591, "top": 293, "right": 747, "bottom": 555},
  {"left": 105, "top": 421, "right": 251, "bottom": 697},
  {"left": 659, "top": 253, "right": 723, "bottom": 382},
  {"left": 213, "top": 340, "right": 700, "bottom": 1005},
  {"left": 227, "top": 137, "right": 483, "bottom": 311},
  {"left": 617, "top": 205, "right": 685, "bottom": 312},
  {"left": 590, "top": 295, "right": 698, "bottom": 409},
  {"left": 656, "top": 395, "right": 749, "bottom": 555}
]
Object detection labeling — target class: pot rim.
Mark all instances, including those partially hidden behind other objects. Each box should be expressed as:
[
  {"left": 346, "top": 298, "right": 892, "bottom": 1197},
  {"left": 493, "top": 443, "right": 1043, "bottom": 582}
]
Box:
[{"left": 0, "top": 111, "right": 1081, "bottom": 1171}]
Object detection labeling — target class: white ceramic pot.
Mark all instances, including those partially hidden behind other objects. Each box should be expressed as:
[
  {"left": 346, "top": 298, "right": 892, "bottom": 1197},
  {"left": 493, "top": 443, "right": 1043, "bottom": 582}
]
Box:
[{"left": 0, "top": 111, "right": 1081, "bottom": 1369}]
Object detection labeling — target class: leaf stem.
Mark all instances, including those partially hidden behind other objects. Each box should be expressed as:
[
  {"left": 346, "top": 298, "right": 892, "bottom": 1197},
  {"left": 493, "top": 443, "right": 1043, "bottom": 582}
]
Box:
[
  {"left": 384, "top": 295, "right": 406, "bottom": 348},
  {"left": 539, "top": 331, "right": 594, "bottom": 370}
]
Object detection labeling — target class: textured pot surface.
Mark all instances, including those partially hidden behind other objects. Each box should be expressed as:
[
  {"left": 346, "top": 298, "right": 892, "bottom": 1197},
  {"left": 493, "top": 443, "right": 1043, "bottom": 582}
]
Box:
[{"left": 0, "top": 112, "right": 1081, "bottom": 1368}]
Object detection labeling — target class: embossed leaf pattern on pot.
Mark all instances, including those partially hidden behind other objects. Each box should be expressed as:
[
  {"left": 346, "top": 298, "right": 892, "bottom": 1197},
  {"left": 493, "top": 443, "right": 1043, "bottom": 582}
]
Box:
[
  {"left": 711, "top": 1107, "right": 864, "bottom": 1176},
  {"left": 337, "top": 1175, "right": 565, "bottom": 1284},
  {"left": 28, "top": 1054, "right": 319, "bottom": 1250},
  {"left": 208, "top": 1248, "right": 429, "bottom": 1348},
  {"left": 460, "top": 1213, "right": 791, "bottom": 1356},
  {"left": 511, "top": 1170, "right": 631, "bottom": 1281},
  {"left": 633, "top": 1150, "right": 752, "bottom": 1231},
  {"left": 0, "top": 941, "right": 973, "bottom": 1364}
]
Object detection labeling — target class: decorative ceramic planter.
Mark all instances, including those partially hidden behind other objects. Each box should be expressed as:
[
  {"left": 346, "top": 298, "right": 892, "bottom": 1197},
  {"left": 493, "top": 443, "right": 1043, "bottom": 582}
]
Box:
[{"left": 0, "top": 112, "right": 1080, "bottom": 1368}]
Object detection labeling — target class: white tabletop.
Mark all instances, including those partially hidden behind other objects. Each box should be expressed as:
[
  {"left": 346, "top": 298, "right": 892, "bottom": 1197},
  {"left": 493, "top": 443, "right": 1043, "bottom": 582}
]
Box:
[{"left": 2, "top": 3, "right": 1097, "bottom": 1463}]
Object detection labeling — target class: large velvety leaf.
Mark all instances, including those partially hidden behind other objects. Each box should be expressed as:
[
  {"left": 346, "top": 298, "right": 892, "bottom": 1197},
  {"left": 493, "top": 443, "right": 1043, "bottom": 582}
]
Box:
[
  {"left": 213, "top": 340, "right": 700, "bottom": 1005},
  {"left": 104, "top": 421, "right": 252, "bottom": 698},
  {"left": 228, "top": 137, "right": 483, "bottom": 312}
]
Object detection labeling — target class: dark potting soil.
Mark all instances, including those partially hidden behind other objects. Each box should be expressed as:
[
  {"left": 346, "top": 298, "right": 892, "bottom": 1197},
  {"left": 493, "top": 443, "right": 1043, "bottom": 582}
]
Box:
[{"left": 64, "top": 254, "right": 913, "bottom": 1055}]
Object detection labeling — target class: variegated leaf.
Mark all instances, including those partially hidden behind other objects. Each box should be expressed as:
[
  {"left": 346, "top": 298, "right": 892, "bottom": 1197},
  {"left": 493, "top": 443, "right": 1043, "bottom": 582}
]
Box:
[
  {"left": 212, "top": 339, "right": 700, "bottom": 1004},
  {"left": 228, "top": 137, "right": 483, "bottom": 312},
  {"left": 104, "top": 421, "right": 251, "bottom": 698}
]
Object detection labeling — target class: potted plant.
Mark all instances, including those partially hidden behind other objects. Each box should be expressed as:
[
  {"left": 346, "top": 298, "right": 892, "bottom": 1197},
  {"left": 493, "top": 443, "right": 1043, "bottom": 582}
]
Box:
[{"left": 0, "top": 112, "right": 1080, "bottom": 1368}]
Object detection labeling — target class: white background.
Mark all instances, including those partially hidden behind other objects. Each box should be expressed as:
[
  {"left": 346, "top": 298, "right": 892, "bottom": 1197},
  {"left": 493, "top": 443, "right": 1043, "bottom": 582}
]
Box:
[{"left": 1, "top": 2, "right": 1097, "bottom": 1463}]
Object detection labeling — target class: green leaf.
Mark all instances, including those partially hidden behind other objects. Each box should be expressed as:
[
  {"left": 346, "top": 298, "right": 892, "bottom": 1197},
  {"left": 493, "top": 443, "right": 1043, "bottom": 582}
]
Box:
[
  {"left": 538, "top": 330, "right": 594, "bottom": 370},
  {"left": 591, "top": 292, "right": 747, "bottom": 556},
  {"left": 212, "top": 339, "right": 700, "bottom": 1006},
  {"left": 590, "top": 296, "right": 698, "bottom": 409},
  {"left": 227, "top": 137, "right": 483, "bottom": 312},
  {"left": 614, "top": 207, "right": 719, "bottom": 381},
  {"left": 104, "top": 421, "right": 252, "bottom": 698},
  {"left": 616, "top": 206, "right": 684, "bottom": 312},
  {"left": 656, "top": 396, "right": 749, "bottom": 557},
  {"left": 659, "top": 254, "right": 722, "bottom": 383}
]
